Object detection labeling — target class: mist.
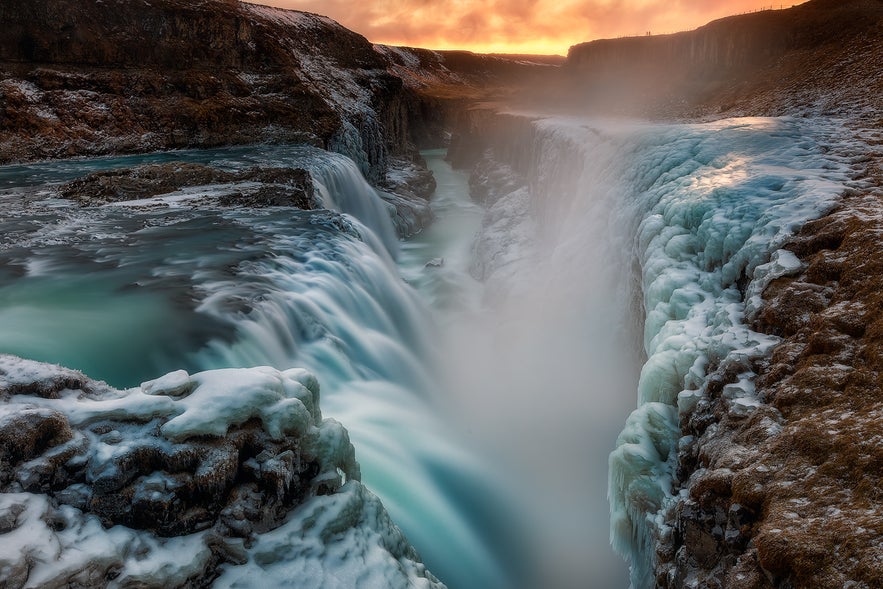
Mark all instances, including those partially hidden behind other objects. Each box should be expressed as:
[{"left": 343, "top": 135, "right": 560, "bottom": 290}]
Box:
[{"left": 412, "top": 139, "right": 646, "bottom": 587}]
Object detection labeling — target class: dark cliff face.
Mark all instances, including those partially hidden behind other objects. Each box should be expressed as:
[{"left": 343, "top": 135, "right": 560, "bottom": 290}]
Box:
[
  {"left": 376, "top": 44, "right": 564, "bottom": 148},
  {"left": 562, "top": 0, "right": 883, "bottom": 117},
  {"left": 0, "top": 0, "right": 415, "bottom": 184}
]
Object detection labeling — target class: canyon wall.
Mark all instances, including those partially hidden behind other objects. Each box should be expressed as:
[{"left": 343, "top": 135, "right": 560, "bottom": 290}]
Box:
[
  {"left": 0, "top": 0, "right": 417, "bottom": 185},
  {"left": 448, "top": 100, "right": 883, "bottom": 588},
  {"left": 0, "top": 0, "right": 559, "bottom": 189},
  {"left": 563, "top": 0, "right": 883, "bottom": 118}
]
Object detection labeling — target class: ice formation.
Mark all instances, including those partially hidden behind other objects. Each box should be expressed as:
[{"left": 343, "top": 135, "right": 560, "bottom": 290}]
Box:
[
  {"left": 500, "top": 116, "right": 852, "bottom": 586},
  {"left": 0, "top": 354, "right": 442, "bottom": 588},
  {"left": 459, "top": 113, "right": 851, "bottom": 587}
]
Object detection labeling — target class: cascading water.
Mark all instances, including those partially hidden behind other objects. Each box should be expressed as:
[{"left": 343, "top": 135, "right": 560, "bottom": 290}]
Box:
[
  {"left": 0, "top": 146, "right": 519, "bottom": 589},
  {"left": 454, "top": 115, "right": 850, "bottom": 588},
  {"left": 0, "top": 115, "right": 853, "bottom": 589}
]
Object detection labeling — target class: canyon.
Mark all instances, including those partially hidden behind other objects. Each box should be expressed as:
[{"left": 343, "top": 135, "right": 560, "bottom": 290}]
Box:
[{"left": 1, "top": 0, "right": 883, "bottom": 588}]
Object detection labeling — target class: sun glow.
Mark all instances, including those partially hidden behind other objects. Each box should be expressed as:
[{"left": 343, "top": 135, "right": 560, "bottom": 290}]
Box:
[{"left": 249, "top": 1, "right": 810, "bottom": 55}]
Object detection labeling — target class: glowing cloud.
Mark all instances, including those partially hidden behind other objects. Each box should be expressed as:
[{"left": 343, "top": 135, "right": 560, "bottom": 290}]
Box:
[{"left": 248, "top": 0, "right": 808, "bottom": 54}]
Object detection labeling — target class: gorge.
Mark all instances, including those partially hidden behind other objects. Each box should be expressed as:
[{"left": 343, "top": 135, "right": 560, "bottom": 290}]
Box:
[{"left": 1, "top": 0, "right": 882, "bottom": 588}]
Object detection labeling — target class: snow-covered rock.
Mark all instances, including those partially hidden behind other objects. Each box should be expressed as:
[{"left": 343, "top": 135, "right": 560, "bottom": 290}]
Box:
[{"left": 0, "top": 355, "right": 443, "bottom": 588}]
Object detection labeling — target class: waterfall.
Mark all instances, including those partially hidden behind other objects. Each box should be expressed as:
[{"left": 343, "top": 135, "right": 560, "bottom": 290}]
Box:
[
  {"left": 0, "top": 145, "right": 518, "bottom": 589},
  {"left": 490, "top": 116, "right": 848, "bottom": 587},
  {"left": 0, "top": 119, "right": 853, "bottom": 589},
  {"left": 306, "top": 152, "right": 401, "bottom": 259}
]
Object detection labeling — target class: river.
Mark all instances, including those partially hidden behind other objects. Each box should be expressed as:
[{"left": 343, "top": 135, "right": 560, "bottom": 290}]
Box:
[{"left": 0, "top": 115, "right": 851, "bottom": 588}]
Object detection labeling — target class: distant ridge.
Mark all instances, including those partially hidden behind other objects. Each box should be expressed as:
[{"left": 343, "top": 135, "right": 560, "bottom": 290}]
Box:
[{"left": 563, "top": 0, "right": 883, "bottom": 118}]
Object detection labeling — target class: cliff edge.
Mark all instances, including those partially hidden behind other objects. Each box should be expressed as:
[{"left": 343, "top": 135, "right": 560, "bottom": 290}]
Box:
[{"left": 0, "top": 0, "right": 418, "bottom": 186}]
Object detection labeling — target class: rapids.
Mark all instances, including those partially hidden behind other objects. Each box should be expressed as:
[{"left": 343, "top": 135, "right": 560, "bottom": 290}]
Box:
[{"left": 0, "top": 115, "right": 854, "bottom": 589}]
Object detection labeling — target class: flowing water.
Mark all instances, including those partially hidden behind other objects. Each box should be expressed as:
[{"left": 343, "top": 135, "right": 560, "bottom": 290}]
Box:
[
  {"left": 0, "top": 146, "right": 518, "bottom": 589},
  {"left": 0, "top": 116, "right": 853, "bottom": 589}
]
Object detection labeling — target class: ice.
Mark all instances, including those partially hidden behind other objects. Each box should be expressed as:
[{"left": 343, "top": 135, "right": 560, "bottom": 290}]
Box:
[
  {"left": 464, "top": 114, "right": 850, "bottom": 586},
  {"left": 0, "top": 356, "right": 442, "bottom": 588},
  {"left": 585, "top": 117, "right": 850, "bottom": 584}
]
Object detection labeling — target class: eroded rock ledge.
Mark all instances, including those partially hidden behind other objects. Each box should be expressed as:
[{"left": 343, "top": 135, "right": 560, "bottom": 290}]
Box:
[
  {"left": 0, "top": 355, "right": 443, "bottom": 588},
  {"left": 58, "top": 162, "right": 319, "bottom": 209},
  {"left": 659, "top": 140, "right": 883, "bottom": 587}
]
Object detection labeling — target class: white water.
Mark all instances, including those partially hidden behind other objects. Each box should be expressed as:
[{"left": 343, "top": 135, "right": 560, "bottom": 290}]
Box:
[
  {"left": 0, "top": 146, "right": 518, "bottom": 589},
  {"left": 470, "top": 115, "right": 848, "bottom": 588},
  {"left": 0, "top": 116, "right": 854, "bottom": 589}
]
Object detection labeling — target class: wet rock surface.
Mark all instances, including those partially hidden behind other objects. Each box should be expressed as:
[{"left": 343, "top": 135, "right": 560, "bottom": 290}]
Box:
[{"left": 58, "top": 162, "right": 318, "bottom": 209}]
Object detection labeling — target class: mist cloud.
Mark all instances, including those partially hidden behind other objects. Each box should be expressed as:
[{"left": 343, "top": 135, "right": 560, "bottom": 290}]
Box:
[{"left": 251, "top": 0, "right": 802, "bottom": 53}]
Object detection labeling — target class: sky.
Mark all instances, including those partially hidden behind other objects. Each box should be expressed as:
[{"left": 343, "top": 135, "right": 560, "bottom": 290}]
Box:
[{"left": 250, "top": 1, "right": 807, "bottom": 55}]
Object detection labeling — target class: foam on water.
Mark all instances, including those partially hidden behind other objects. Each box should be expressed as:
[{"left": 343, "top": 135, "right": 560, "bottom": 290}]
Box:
[{"left": 0, "top": 146, "right": 515, "bottom": 589}]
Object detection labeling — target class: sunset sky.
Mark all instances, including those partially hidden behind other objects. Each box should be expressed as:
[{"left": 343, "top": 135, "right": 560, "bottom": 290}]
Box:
[{"left": 251, "top": 1, "right": 807, "bottom": 55}]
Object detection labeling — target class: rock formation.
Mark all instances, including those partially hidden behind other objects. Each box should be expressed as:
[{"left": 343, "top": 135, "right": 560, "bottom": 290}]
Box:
[
  {"left": 0, "top": 0, "right": 414, "bottom": 186},
  {"left": 658, "top": 141, "right": 883, "bottom": 588},
  {"left": 563, "top": 0, "right": 883, "bottom": 119},
  {"left": 58, "top": 162, "right": 318, "bottom": 209},
  {"left": 0, "top": 355, "right": 443, "bottom": 588}
]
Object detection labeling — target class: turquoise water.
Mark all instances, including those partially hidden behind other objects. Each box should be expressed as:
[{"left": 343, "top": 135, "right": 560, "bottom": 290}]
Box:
[{"left": 0, "top": 146, "right": 522, "bottom": 589}]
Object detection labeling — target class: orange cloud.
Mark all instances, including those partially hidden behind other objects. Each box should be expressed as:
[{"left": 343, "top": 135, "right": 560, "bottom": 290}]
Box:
[{"left": 248, "top": 0, "right": 808, "bottom": 54}]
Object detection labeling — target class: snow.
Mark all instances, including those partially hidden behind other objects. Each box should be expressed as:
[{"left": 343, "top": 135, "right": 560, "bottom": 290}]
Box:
[
  {"left": 0, "top": 80, "right": 43, "bottom": 102},
  {"left": 466, "top": 113, "right": 852, "bottom": 586},
  {"left": 242, "top": 3, "right": 338, "bottom": 31},
  {"left": 0, "top": 355, "right": 443, "bottom": 588},
  {"left": 745, "top": 248, "right": 803, "bottom": 319},
  {"left": 214, "top": 481, "right": 440, "bottom": 589},
  {"left": 141, "top": 369, "right": 191, "bottom": 396},
  {"left": 376, "top": 45, "right": 423, "bottom": 71},
  {"left": 160, "top": 367, "right": 315, "bottom": 441},
  {"left": 0, "top": 482, "right": 440, "bottom": 589},
  {"left": 243, "top": 2, "right": 375, "bottom": 120},
  {"left": 103, "top": 182, "right": 265, "bottom": 209}
]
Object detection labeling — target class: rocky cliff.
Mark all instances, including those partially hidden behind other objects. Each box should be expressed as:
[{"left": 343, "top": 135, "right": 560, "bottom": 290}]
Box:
[
  {"left": 0, "top": 0, "right": 559, "bottom": 193},
  {"left": 0, "top": 355, "right": 444, "bottom": 588},
  {"left": 375, "top": 45, "right": 563, "bottom": 149},
  {"left": 563, "top": 0, "right": 883, "bottom": 119},
  {"left": 0, "top": 0, "right": 419, "bottom": 187}
]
